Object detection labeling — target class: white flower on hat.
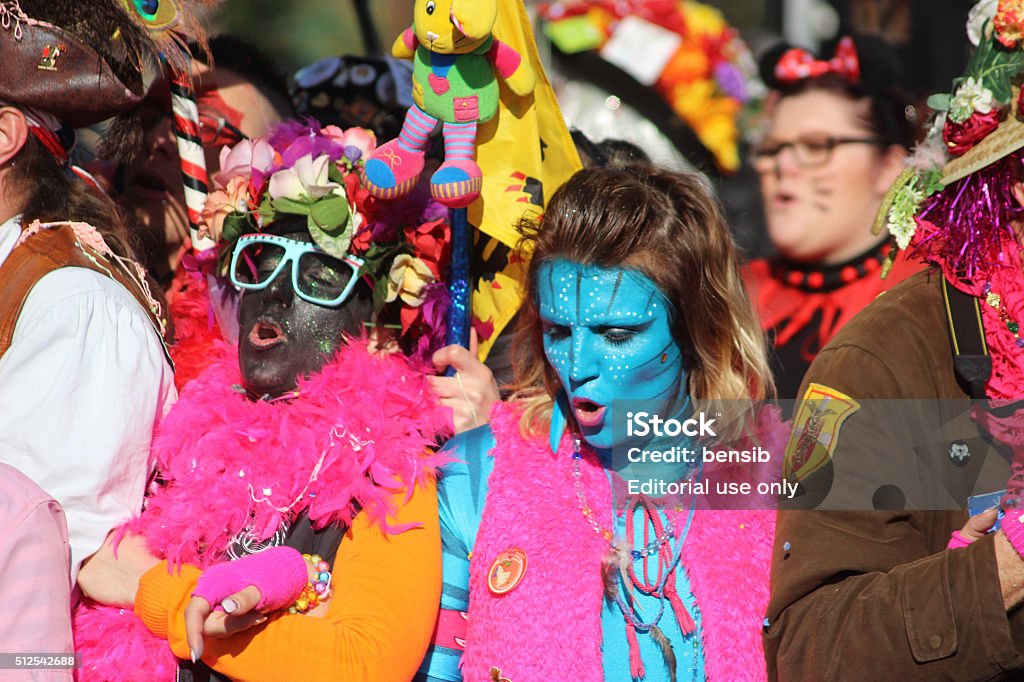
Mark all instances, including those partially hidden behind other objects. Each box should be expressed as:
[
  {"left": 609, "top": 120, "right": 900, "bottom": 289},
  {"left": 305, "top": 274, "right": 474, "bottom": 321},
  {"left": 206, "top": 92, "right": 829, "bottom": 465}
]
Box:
[
  {"left": 967, "top": 0, "right": 998, "bottom": 46},
  {"left": 949, "top": 77, "right": 995, "bottom": 123},
  {"left": 268, "top": 154, "right": 343, "bottom": 201}
]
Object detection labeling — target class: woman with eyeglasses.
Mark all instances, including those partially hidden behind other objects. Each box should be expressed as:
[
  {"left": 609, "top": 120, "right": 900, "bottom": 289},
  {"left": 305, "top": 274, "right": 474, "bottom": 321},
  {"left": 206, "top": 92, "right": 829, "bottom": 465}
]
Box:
[
  {"left": 73, "top": 122, "right": 455, "bottom": 681},
  {"left": 743, "top": 35, "right": 920, "bottom": 397}
]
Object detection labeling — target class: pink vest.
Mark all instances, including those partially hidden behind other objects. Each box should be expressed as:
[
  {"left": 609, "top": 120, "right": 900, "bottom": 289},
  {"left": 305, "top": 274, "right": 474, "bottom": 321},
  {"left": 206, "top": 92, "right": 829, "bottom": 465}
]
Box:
[{"left": 464, "top": 403, "right": 780, "bottom": 681}]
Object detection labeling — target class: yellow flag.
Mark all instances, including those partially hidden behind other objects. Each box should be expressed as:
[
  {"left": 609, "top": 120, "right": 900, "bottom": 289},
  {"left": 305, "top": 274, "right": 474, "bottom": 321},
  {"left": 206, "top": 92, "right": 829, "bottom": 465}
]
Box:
[{"left": 469, "top": 0, "right": 582, "bottom": 361}]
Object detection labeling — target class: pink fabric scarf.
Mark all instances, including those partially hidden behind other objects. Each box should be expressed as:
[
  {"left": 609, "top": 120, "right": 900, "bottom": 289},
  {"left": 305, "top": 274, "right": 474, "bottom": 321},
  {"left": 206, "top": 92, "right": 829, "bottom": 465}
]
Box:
[{"left": 465, "top": 402, "right": 781, "bottom": 681}]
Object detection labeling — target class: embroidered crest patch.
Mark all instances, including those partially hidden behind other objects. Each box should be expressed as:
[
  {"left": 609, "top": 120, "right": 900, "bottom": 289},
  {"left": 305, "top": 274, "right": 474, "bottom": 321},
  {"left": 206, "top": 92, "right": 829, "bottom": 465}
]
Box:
[{"left": 785, "top": 383, "right": 861, "bottom": 482}]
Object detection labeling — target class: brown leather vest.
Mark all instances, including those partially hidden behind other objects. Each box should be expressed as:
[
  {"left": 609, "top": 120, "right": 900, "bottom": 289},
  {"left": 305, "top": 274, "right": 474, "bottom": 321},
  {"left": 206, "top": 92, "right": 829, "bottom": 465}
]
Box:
[{"left": 0, "top": 223, "right": 168, "bottom": 361}]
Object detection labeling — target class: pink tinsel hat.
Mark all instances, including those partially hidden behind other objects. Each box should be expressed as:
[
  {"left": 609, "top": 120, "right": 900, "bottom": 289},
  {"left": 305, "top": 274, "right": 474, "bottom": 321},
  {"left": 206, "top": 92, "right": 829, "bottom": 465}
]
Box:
[{"left": 873, "top": 0, "right": 1024, "bottom": 275}]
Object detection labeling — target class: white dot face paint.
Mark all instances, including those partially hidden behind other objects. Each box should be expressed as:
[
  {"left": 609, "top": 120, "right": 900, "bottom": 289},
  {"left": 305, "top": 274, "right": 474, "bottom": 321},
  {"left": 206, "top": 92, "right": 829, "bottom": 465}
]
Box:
[{"left": 537, "top": 260, "right": 686, "bottom": 450}]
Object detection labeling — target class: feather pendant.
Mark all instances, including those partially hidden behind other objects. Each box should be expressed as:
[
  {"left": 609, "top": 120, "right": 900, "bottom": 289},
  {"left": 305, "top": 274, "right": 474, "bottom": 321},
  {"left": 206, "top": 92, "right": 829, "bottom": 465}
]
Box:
[
  {"left": 601, "top": 543, "right": 637, "bottom": 605},
  {"left": 649, "top": 624, "right": 678, "bottom": 682}
]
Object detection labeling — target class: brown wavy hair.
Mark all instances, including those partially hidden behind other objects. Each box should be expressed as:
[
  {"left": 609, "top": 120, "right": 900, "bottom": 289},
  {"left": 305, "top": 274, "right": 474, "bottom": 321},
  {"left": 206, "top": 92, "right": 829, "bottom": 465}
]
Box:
[{"left": 512, "top": 165, "right": 772, "bottom": 438}]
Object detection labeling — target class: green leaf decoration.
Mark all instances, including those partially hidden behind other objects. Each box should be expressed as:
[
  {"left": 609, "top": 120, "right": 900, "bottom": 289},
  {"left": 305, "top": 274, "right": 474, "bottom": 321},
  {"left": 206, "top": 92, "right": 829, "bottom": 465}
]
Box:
[
  {"left": 307, "top": 195, "right": 354, "bottom": 258},
  {"left": 217, "top": 246, "right": 232, "bottom": 277},
  {"left": 327, "top": 162, "right": 348, "bottom": 185},
  {"left": 873, "top": 168, "right": 913, "bottom": 236},
  {"left": 921, "top": 169, "right": 945, "bottom": 195},
  {"left": 963, "top": 19, "right": 1024, "bottom": 104},
  {"left": 220, "top": 213, "right": 249, "bottom": 244},
  {"left": 257, "top": 195, "right": 276, "bottom": 224},
  {"left": 215, "top": 213, "right": 251, "bottom": 276},
  {"left": 270, "top": 196, "right": 314, "bottom": 216},
  {"left": 926, "top": 93, "right": 951, "bottom": 111},
  {"left": 359, "top": 242, "right": 408, "bottom": 312},
  {"left": 371, "top": 271, "right": 389, "bottom": 312},
  {"left": 310, "top": 194, "right": 350, "bottom": 231}
]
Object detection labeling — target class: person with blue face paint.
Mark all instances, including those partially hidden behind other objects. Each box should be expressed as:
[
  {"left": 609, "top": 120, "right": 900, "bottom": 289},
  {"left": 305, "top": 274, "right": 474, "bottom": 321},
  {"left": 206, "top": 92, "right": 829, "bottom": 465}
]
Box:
[
  {"left": 419, "top": 165, "right": 780, "bottom": 682},
  {"left": 536, "top": 261, "right": 686, "bottom": 455}
]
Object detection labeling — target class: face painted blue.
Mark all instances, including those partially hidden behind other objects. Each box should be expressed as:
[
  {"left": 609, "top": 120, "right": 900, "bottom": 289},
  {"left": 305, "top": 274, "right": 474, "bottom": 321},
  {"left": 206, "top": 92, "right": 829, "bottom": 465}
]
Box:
[{"left": 537, "top": 260, "right": 686, "bottom": 451}]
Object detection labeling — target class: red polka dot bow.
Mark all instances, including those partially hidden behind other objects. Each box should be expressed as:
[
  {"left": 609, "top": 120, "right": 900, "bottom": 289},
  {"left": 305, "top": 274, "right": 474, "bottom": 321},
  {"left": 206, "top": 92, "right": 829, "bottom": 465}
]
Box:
[{"left": 774, "top": 36, "right": 860, "bottom": 85}]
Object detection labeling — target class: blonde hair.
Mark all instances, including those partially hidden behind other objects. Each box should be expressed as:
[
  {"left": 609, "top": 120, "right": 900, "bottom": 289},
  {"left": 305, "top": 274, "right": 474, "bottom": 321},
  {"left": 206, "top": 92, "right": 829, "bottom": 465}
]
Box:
[{"left": 511, "top": 165, "right": 772, "bottom": 439}]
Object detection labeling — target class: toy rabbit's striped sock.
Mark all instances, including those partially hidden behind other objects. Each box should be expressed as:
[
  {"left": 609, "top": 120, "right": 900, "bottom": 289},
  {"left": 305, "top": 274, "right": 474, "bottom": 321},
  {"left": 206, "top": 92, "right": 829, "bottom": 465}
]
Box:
[
  {"left": 398, "top": 105, "right": 436, "bottom": 153},
  {"left": 441, "top": 121, "right": 476, "bottom": 161},
  {"left": 431, "top": 121, "right": 482, "bottom": 208}
]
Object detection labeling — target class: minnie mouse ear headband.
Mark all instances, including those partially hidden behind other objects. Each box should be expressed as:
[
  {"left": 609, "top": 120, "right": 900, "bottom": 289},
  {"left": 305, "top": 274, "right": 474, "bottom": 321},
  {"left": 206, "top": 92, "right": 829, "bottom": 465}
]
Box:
[
  {"left": 758, "top": 34, "right": 902, "bottom": 95},
  {"left": 201, "top": 119, "right": 453, "bottom": 361},
  {"left": 0, "top": 0, "right": 212, "bottom": 159}
]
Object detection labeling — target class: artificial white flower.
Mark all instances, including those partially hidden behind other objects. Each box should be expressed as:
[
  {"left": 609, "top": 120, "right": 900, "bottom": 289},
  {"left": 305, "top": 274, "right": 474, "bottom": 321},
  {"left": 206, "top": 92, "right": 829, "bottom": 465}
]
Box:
[
  {"left": 887, "top": 210, "right": 918, "bottom": 251},
  {"left": 967, "top": 0, "right": 998, "bottom": 45},
  {"left": 268, "top": 154, "right": 343, "bottom": 201},
  {"left": 949, "top": 77, "right": 994, "bottom": 123}
]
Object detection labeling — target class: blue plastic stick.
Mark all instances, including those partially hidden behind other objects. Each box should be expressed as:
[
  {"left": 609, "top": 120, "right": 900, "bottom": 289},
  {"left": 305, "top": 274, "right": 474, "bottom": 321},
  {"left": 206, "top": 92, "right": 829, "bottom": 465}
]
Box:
[{"left": 445, "top": 207, "right": 472, "bottom": 376}]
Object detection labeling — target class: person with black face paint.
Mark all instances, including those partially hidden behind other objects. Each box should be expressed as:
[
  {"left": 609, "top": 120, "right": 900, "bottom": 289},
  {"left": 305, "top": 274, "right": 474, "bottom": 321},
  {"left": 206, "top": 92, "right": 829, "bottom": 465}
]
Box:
[
  {"left": 235, "top": 218, "right": 377, "bottom": 400},
  {"left": 74, "top": 122, "right": 453, "bottom": 680}
]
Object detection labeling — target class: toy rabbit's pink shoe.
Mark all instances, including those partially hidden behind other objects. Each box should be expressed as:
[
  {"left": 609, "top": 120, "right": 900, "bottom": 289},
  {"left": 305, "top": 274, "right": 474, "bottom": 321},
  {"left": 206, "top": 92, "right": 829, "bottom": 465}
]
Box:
[
  {"left": 430, "top": 158, "right": 483, "bottom": 208},
  {"left": 362, "top": 139, "right": 425, "bottom": 200}
]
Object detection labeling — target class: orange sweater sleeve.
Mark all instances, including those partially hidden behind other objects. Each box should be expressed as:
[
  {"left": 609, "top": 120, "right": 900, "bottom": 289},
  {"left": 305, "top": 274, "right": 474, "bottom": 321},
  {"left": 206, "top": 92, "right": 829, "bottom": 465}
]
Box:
[{"left": 134, "top": 480, "right": 441, "bottom": 682}]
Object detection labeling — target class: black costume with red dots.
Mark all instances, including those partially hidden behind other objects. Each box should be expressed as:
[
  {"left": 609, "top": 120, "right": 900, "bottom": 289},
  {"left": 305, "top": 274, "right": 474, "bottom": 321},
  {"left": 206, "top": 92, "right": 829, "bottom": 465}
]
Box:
[{"left": 743, "top": 241, "right": 922, "bottom": 397}]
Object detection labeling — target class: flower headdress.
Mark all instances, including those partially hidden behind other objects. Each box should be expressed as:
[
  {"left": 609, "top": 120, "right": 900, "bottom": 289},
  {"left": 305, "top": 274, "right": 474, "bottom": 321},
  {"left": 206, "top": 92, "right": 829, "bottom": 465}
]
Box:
[
  {"left": 876, "top": 0, "right": 1024, "bottom": 276},
  {"left": 199, "top": 120, "right": 452, "bottom": 361},
  {"left": 537, "top": 0, "right": 762, "bottom": 173}
]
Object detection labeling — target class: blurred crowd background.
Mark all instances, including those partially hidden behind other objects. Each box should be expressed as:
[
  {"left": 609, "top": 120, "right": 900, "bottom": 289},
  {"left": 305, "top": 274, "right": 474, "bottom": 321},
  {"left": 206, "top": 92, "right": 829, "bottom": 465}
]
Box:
[{"left": 210, "top": 0, "right": 976, "bottom": 258}]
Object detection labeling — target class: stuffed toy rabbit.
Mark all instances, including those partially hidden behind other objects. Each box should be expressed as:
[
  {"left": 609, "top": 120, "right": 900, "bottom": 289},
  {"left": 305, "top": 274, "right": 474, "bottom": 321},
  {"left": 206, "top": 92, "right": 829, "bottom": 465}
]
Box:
[{"left": 362, "top": 0, "right": 535, "bottom": 208}]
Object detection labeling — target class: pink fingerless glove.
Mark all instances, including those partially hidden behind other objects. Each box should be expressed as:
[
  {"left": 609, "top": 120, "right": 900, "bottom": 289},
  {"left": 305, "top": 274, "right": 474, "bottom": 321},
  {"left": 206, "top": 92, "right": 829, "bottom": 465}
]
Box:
[
  {"left": 192, "top": 546, "right": 309, "bottom": 612},
  {"left": 947, "top": 530, "right": 973, "bottom": 549},
  {"left": 1003, "top": 508, "right": 1024, "bottom": 558}
]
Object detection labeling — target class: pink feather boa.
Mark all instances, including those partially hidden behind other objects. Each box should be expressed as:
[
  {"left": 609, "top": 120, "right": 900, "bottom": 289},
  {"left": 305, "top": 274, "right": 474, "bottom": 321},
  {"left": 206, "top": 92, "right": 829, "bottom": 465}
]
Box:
[
  {"left": 464, "top": 402, "right": 784, "bottom": 681},
  {"left": 73, "top": 340, "right": 450, "bottom": 680}
]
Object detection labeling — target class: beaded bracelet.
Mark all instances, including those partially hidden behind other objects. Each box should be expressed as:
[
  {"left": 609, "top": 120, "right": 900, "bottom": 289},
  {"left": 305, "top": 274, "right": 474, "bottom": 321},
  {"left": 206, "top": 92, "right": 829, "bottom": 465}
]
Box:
[{"left": 288, "top": 553, "right": 332, "bottom": 615}]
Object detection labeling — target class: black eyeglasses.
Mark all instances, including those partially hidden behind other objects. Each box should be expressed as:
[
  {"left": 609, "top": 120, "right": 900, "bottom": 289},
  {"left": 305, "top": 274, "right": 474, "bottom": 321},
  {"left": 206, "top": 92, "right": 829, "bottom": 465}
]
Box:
[{"left": 752, "top": 135, "right": 884, "bottom": 171}]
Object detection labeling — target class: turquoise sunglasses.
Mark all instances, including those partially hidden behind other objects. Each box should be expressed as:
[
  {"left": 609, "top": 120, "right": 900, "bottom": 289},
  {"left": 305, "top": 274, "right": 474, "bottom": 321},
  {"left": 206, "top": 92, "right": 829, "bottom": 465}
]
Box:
[{"left": 230, "top": 233, "right": 365, "bottom": 307}]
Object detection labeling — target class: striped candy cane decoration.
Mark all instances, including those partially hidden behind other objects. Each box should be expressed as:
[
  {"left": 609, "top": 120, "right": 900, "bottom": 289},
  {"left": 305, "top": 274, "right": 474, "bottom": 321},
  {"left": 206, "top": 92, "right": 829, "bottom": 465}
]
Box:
[{"left": 169, "top": 71, "right": 215, "bottom": 251}]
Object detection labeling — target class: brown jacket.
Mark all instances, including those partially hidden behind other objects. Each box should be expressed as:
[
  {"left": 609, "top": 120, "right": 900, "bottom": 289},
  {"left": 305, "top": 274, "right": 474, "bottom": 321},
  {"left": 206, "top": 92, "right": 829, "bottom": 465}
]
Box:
[{"left": 764, "top": 268, "right": 1024, "bottom": 680}]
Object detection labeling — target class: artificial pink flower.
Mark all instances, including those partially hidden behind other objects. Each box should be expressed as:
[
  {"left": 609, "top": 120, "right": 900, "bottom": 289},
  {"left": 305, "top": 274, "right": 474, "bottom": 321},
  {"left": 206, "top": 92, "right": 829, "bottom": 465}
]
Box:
[
  {"left": 322, "top": 125, "right": 378, "bottom": 159},
  {"left": 214, "top": 138, "right": 275, "bottom": 187},
  {"left": 200, "top": 175, "right": 249, "bottom": 242}
]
